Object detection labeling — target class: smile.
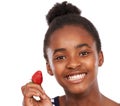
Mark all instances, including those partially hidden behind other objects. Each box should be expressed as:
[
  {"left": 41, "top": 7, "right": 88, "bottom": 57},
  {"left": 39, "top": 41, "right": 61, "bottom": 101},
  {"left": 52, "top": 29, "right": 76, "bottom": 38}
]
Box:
[{"left": 66, "top": 73, "right": 87, "bottom": 82}]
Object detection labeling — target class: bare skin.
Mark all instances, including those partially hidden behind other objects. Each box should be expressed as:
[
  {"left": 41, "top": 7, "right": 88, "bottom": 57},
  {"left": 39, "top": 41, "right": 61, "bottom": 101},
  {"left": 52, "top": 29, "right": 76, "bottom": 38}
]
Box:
[
  {"left": 21, "top": 25, "right": 119, "bottom": 106},
  {"left": 21, "top": 83, "right": 52, "bottom": 106},
  {"left": 59, "top": 93, "right": 119, "bottom": 106},
  {"left": 46, "top": 25, "right": 119, "bottom": 106}
]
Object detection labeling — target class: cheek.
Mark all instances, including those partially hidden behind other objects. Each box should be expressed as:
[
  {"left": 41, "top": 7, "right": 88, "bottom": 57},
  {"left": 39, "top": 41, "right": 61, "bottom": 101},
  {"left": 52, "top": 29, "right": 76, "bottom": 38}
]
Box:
[
  {"left": 84, "top": 57, "right": 99, "bottom": 86},
  {"left": 85, "top": 56, "right": 99, "bottom": 72},
  {"left": 53, "top": 62, "right": 66, "bottom": 73}
]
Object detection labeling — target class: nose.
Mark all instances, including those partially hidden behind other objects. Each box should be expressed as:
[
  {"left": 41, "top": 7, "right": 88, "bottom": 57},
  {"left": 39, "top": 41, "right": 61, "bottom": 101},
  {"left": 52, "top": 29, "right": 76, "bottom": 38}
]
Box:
[{"left": 66, "top": 56, "right": 81, "bottom": 70}]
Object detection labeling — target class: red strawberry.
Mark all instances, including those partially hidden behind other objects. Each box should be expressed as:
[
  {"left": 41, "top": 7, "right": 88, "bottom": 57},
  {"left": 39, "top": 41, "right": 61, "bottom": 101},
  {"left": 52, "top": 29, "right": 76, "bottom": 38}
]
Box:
[{"left": 32, "top": 70, "right": 43, "bottom": 85}]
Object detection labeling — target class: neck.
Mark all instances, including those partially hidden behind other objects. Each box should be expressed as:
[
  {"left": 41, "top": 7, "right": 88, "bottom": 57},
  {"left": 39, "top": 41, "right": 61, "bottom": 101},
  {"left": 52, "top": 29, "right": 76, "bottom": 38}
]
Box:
[{"left": 61, "top": 82, "right": 103, "bottom": 106}]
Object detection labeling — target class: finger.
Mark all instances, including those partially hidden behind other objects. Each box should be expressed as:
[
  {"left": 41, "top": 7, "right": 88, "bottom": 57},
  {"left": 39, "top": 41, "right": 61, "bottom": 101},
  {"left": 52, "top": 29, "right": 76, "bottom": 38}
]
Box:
[
  {"left": 26, "top": 82, "right": 45, "bottom": 94},
  {"left": 21, "top": 83, "right": 45, "bottom": 99},
  {"left": 21, "top": 85, "right": 25, "bottom": 95},
  {"left": 39, "top": 90, "right": 51, "bottom": 100}
]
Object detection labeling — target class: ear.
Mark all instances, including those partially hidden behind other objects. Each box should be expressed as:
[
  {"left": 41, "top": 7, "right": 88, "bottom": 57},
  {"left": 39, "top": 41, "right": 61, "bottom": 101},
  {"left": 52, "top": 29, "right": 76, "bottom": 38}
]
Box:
[
  {"left": 46, "top": 62, "right": 54, "bottom": 76},
  {"left": 98, "top": 51, "right": 104, "bottom": 66}
]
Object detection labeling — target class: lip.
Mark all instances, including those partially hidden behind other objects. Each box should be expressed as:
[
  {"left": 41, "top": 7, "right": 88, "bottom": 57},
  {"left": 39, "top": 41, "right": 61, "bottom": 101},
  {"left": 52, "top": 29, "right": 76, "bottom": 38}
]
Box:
[{"left": 65, "top": 72, "right": 87, "bottom": 84}]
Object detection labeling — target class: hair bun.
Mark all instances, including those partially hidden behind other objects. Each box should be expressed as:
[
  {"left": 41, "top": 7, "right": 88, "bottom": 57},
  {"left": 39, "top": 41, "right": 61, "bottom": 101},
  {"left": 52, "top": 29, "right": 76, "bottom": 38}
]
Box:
[{"left": 46, "top": 1, "right": 81, "bottom": 25}]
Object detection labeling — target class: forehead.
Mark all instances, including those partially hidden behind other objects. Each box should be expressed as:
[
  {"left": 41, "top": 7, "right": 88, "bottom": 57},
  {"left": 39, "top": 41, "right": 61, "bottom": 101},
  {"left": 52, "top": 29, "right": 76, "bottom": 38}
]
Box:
[{"left": 49, "top": 25, "right": 95, "bottom": 47}]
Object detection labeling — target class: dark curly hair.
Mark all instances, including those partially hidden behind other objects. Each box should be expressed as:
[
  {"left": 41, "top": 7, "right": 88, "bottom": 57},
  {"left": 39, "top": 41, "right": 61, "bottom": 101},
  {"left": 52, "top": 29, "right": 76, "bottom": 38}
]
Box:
[{"left": 43, "top": 1, "right": 101, "bottom": 61}]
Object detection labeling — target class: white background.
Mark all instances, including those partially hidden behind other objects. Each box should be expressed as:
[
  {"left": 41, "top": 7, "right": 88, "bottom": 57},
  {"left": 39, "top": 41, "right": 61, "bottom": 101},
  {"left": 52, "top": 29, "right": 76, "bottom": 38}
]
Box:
[{"left": 0, "top": 0, "right": 120, "bottom": 105}]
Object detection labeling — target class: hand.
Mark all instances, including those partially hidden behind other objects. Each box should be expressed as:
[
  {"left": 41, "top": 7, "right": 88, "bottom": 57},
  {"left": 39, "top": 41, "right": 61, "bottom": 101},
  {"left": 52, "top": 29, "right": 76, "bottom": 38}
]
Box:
[{"left": 21, "top": 83, "right": 52, "bottom": 106}]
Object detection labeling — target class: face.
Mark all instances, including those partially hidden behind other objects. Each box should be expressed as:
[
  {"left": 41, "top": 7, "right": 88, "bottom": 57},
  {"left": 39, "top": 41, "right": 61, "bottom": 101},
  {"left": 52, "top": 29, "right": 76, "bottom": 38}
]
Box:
[{"left": 46, "top": 25, "right": 103, "bottom": 95}]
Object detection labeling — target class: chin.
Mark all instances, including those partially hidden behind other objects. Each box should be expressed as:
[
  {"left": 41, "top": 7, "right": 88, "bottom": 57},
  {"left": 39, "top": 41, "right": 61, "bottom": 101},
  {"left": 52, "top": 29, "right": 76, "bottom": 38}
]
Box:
[{"left": 65, "top": 85, "right": 89, "bottom": 96}]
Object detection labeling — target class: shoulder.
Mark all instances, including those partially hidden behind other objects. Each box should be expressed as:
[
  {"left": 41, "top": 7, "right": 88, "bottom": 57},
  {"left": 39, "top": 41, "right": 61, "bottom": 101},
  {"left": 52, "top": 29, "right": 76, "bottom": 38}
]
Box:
[{"left": 103, "top": 95, "right": 120, "bottom": 106}]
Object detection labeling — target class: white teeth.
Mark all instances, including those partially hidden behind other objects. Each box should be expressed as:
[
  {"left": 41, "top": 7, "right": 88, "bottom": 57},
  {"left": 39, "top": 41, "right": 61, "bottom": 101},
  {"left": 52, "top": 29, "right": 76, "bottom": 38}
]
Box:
[{"left": 67, "top": 73, "right": 86, "bottom": 81}]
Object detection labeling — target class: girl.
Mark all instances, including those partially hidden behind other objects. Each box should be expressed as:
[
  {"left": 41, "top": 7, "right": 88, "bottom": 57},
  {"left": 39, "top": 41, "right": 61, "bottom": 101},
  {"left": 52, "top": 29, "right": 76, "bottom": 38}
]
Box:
[{"left": 21, "top": 1, "right": 119, "bottom": 106}]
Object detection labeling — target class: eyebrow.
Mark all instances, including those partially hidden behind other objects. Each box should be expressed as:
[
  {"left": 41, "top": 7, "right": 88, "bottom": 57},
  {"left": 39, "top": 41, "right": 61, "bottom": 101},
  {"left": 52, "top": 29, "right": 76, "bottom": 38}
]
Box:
[
  {"left": 53, "top": 43, "right": 91, "bottom": 55},
  {"left": 53, "top": 48, "right": 66, "bottom": 55},
  {"left": 75, "top": 43, "right": 91, "bottom": 49}
]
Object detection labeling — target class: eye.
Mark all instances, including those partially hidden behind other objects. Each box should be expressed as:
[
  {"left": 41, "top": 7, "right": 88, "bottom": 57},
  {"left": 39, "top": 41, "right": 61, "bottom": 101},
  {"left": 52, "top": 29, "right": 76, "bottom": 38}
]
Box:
[
  {"left": 79, "top": 51, "right": 90, "bottom": 57},
  {"left": 55, "top": 55, "right": 66, "bottom": 61}
]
